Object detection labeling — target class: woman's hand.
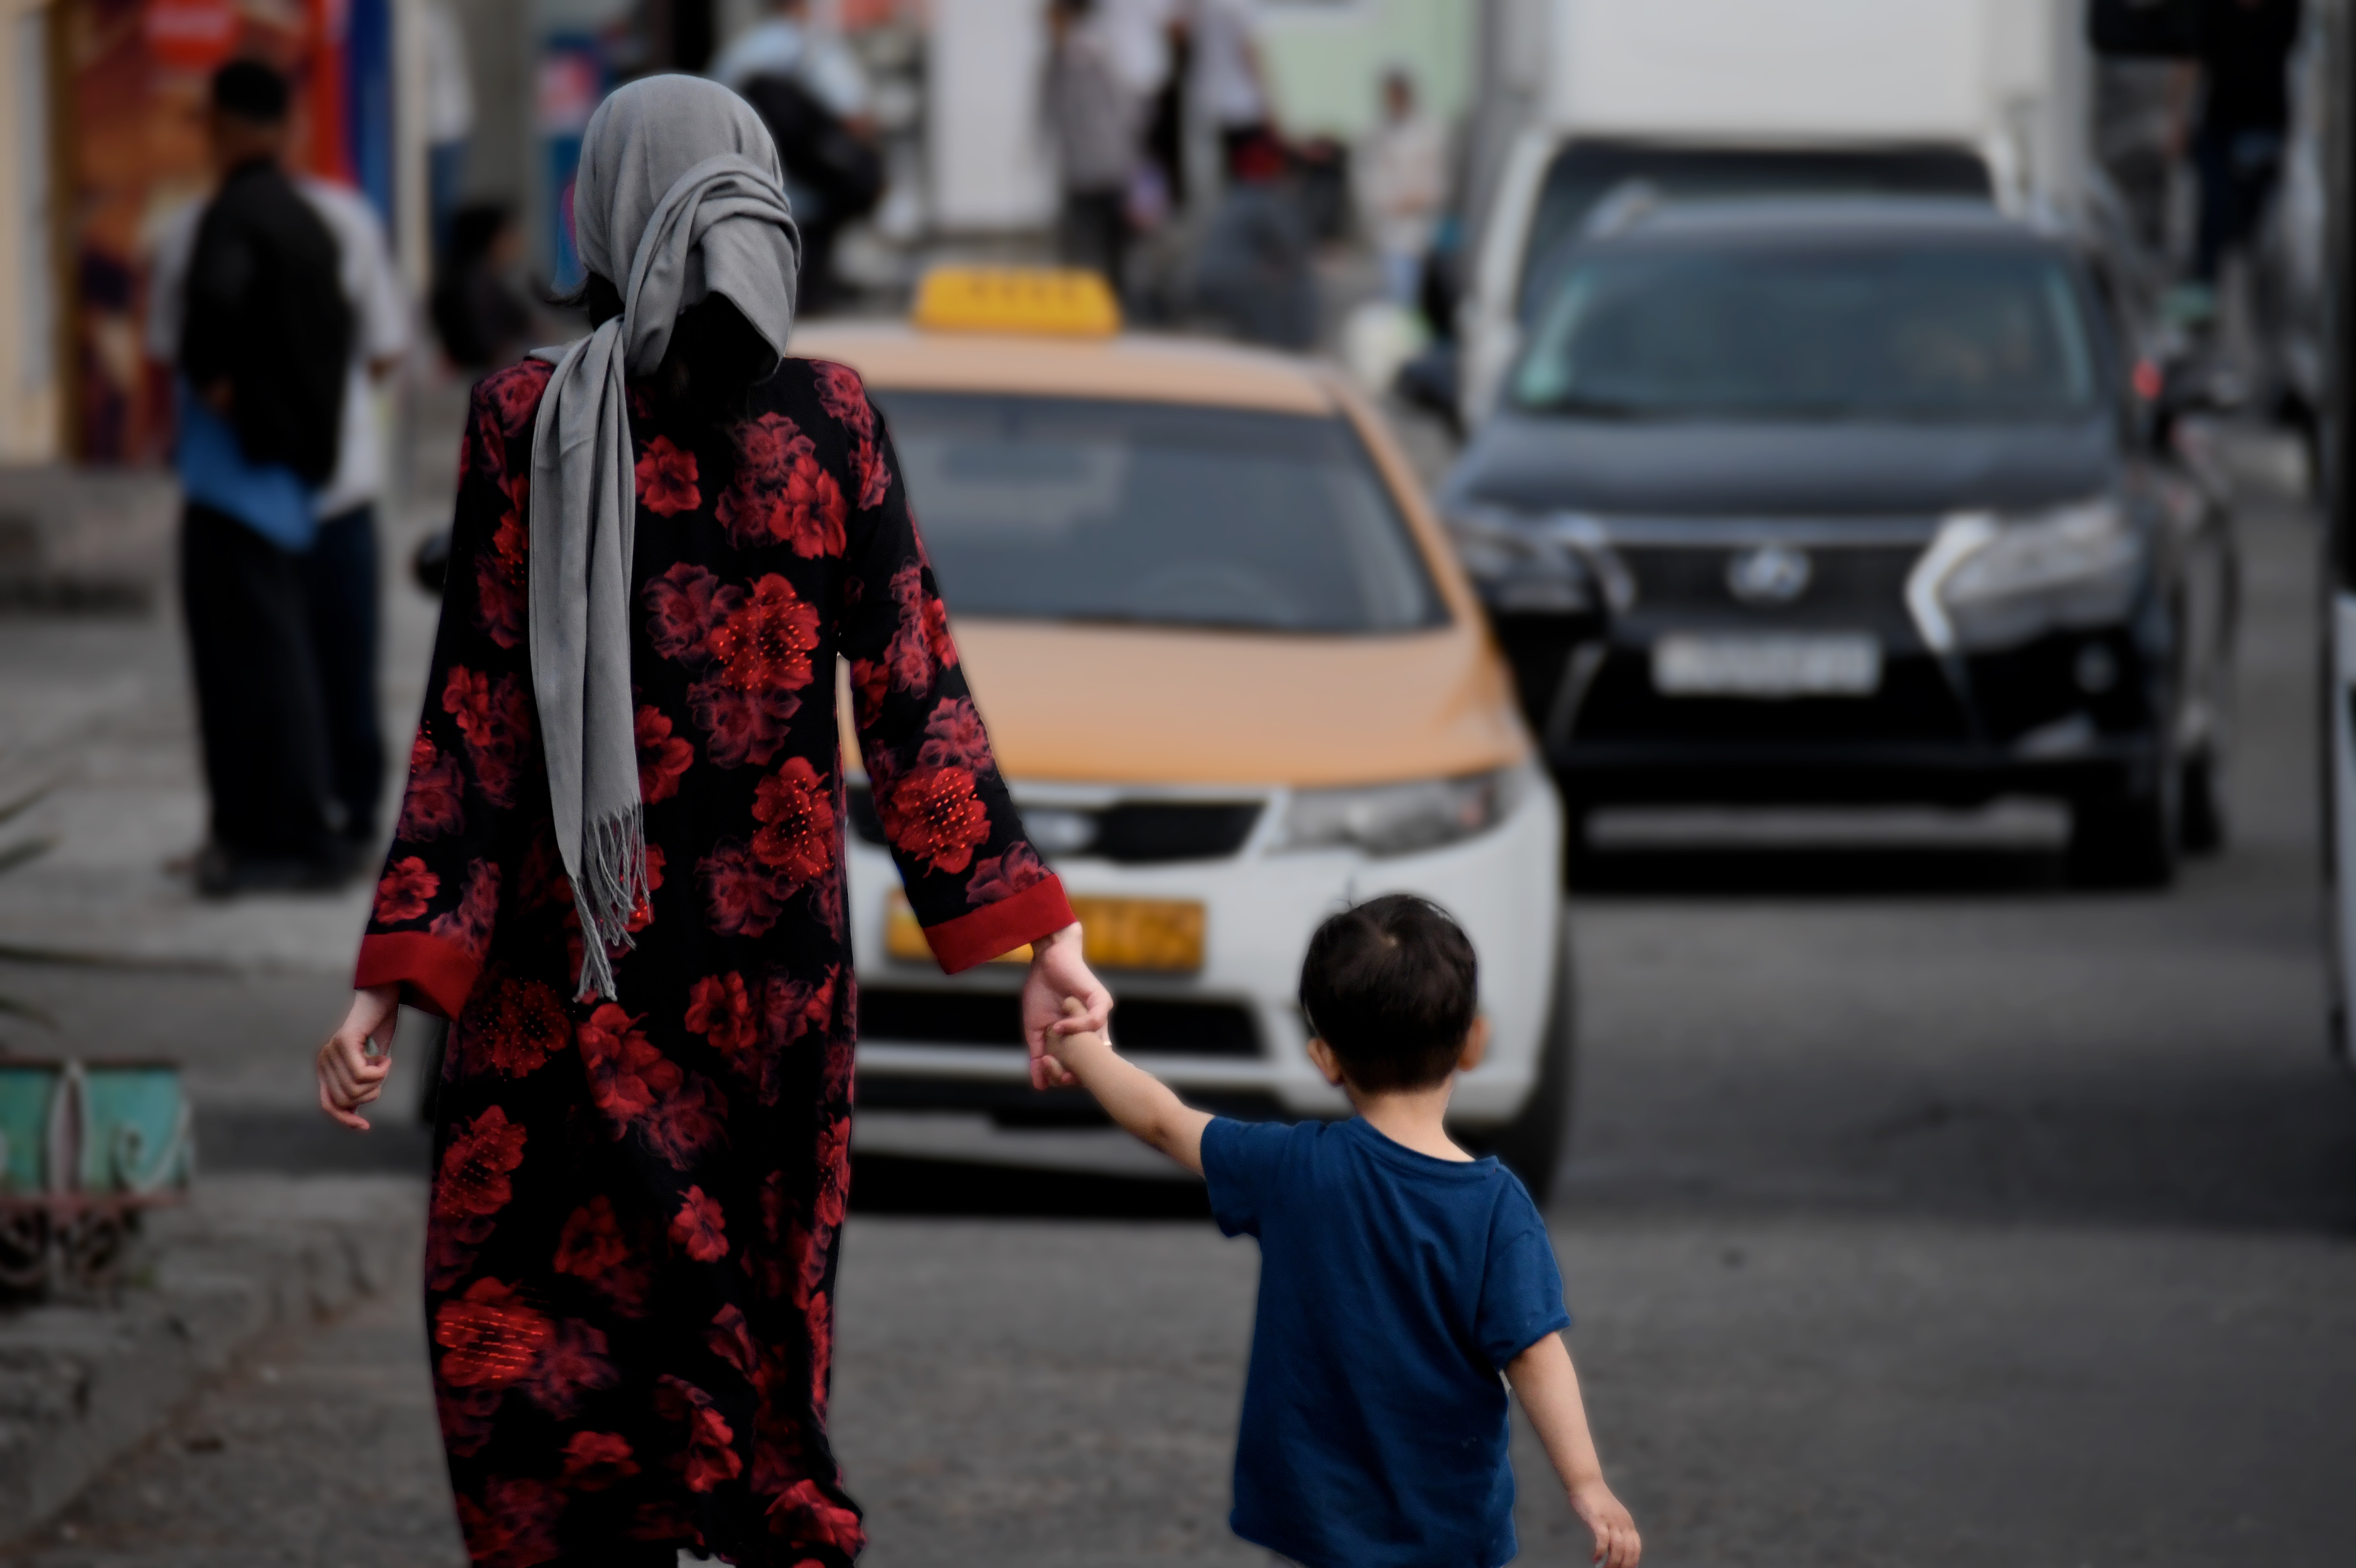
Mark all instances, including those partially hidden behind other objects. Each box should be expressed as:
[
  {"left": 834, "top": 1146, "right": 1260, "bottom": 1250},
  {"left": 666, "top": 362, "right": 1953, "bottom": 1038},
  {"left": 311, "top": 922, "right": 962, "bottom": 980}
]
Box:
[
  {"left": 317, "top": 985, "right": 401, "bottom": 1130},
  {"left": 1021, "top": 924, "right": 1110, "bottom": 1089}
]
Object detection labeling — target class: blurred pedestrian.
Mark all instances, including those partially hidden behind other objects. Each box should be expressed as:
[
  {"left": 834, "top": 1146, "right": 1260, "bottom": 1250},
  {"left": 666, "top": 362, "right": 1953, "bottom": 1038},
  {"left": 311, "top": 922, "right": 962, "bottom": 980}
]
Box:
[
  {"left": 1183, "top": 0, "right": 1274, "bottom": 172},
  {"left": 289, "top": 161, "right": 411, "bottom": 858},
  {"left": 146, "top": 59, "right": 352, "bottom": 895},
  {"left": 431, "top": 202, "right": 533, "bottom": 370},
  {"left": 716, "top": 0, "right": 882, "bottom": 313},
  {"left": 1045, "top": 0, "right": 1142, "bottom": 292},
  {"left": 2179, "top": 0, "right": 2304, "bottom": 282},
  {"left": 1355, "top": 67, "right": 1446, "bottom": 308},
  {"left": 1037, "top": 896, "right": 1644, "bottom": 1568},
  {"left": 1192, "top": 131, "right": 1316, "bottom": 348},
  {"left": 421, "top": 0, "right": 474, "bottom": 264},
  {"left": 315, "top": 76, "right": 1112, "bottom": 1566}
]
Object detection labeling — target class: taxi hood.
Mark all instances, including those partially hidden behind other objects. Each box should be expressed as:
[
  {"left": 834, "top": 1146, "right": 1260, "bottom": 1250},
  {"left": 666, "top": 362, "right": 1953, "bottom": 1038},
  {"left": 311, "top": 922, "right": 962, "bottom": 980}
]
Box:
[{"left": 878, "top": 619, "right": 1529, "bottom": 790}]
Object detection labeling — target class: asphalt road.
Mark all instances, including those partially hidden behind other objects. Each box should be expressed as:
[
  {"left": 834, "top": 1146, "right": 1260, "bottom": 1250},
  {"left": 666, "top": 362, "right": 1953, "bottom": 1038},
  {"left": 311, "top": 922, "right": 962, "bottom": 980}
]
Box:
[{"left": 3, "top": 434, "right": 2353, "bottom": 1568}]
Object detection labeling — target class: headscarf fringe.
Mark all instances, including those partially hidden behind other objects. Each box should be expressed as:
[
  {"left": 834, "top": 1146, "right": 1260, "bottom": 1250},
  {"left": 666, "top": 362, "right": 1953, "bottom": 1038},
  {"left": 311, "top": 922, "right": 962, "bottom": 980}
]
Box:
[{"left": 571, "top": 805, "right": 649, "bottom": 1003}]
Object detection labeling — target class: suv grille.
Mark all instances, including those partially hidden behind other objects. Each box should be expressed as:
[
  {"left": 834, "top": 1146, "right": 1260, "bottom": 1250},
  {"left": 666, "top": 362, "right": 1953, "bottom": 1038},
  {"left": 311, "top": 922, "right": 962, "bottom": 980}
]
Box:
[
  {"left": 848, "top": 789, "right": 1261, "bottom": 864},
  {"left": 860, "top": 989, "right": 1261, "bottom": 1057},
  {"left": 1619, "top": 543, "right": 1922, "bottom": 617}
]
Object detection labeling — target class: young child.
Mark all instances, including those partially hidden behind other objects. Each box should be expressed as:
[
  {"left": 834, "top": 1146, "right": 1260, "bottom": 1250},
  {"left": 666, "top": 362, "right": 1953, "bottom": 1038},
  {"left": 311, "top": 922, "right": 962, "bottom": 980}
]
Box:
[{"left": 1040, "top": 893, "right": 1641, "bottom": 1568}]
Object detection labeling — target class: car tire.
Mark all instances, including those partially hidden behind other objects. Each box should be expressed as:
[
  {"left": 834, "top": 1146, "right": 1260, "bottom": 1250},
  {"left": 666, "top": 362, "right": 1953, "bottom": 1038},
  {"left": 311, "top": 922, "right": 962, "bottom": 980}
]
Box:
[
  {"left": 2067, "top": 770, "right": 2179, "bottom": 888},
  {"left": 1475, "top": 909, "right": 1577, "bottom": 1199},
  {"left": 2179, "top": 752, "right": 2228, "bottom": 855}
]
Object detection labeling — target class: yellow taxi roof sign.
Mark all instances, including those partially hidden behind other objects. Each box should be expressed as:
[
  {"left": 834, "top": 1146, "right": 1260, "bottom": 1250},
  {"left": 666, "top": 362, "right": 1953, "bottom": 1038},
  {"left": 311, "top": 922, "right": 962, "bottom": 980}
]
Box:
[{"left": 911, "top": 267, "right": 1122, "bottom": 337}]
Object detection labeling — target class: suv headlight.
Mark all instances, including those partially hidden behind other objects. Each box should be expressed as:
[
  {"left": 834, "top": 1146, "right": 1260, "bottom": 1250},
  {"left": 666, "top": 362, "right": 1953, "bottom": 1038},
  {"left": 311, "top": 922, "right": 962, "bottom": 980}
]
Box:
[
  {"left": 1442, "top": 500, "right": 1598, "bottom": 615},
  {"left": 1908, "top": 498, "right": 2145, "bottom": 655},
  {"left": 1273, "top": 764, "right": 1534, "bottom": 858}
]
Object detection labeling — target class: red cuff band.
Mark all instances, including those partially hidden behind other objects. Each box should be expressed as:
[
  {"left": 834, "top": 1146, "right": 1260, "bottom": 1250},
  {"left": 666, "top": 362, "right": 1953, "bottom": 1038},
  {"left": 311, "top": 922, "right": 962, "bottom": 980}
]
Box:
[
  {"left": 354, "top": 931, "right": 481, "bottom": 1021},
  {"left": 924, "top": 874, "right": 1076, "bottom": 974}
]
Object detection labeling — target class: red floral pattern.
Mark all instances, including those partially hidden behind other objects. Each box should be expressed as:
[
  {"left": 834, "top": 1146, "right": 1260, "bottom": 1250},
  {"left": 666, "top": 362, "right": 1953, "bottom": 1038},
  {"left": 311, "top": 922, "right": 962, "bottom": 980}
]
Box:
[
  {"left": 966, "top": 841, "right": 1050, "bottom": 906},
  {"left": 636, "top": 704, "right": 695, "bottom": 804},
  {"left": 751, "top": 758, "right": 835, "bottom": 886},
  {"left": 373, "top": 855, "right": 438, "bottom": 924},
  {"left": 399, "top": 733, "right": 467, "bottom": 840},
  {"left": 879, "top": 765, "right": 991, "bottom": 875},
  {"left": 634, "top": 435, "right": 701, "bottom": 517},
  {"left": 718, "top": 413, "right": 847, "bottom": 559},
  {"left": 430, "top": 858, "right": 501, "bottom": 963},
  {"left": 355, "top": 356, "right": 1063, "bottom": 1568}
]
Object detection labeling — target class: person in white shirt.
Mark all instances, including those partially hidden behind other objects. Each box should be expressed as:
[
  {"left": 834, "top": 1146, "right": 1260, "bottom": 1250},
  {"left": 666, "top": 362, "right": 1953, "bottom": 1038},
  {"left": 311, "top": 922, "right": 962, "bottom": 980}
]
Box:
[
  {"left": 1046, "top": 0, "right": 1144, "bottom": 291},
  {"left": 422, "top": 0, "right": 475, "bottom": 264},
  {"left": 150, "top": 162, "right": 411, "bottom": 854},
  {"left": 709, "top": 0, "right": 873, "bottom": 124},
  {"left": 1355, "top": 68, "right": 1448, "bottom": 307},
  {"left": 1186, "top": 0, "right": 1273, "bottom": 167}
]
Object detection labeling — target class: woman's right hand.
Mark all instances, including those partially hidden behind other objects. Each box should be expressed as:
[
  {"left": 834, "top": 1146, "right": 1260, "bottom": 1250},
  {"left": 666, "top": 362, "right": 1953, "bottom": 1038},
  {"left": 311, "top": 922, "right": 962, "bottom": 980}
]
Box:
[{"left": 317, "top": 984, "right": 401, "bottom": 1131}]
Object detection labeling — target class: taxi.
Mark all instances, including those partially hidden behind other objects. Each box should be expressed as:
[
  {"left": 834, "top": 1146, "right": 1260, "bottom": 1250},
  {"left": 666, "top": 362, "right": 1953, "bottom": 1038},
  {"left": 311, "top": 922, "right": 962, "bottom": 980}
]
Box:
[{"left": 804, "top": 270, "right": 1572, "bottom": 1187}]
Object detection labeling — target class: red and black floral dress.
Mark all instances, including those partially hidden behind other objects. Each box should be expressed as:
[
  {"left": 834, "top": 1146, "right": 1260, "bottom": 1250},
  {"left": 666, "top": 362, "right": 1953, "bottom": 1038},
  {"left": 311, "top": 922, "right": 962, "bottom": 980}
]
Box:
[{"left": 355, "top": 355, "right": 1072, "bottom": 1568}]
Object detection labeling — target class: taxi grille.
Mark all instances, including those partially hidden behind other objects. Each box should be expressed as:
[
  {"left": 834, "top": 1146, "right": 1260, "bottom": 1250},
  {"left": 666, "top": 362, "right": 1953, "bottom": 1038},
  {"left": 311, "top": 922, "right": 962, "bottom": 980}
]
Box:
[
  {"left": 860, "top": 990, "right": 1262, "bottom": 1058},
  {"left": 847, "top": 788, "right": 1262, "bottom": 864}
]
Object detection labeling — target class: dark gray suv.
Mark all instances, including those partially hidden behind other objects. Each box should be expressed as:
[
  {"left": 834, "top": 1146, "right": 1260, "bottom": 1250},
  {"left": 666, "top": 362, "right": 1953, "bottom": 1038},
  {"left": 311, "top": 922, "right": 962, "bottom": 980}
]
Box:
[{"left": 1436, "top": 199, "right": 2237, "bottom": 885}]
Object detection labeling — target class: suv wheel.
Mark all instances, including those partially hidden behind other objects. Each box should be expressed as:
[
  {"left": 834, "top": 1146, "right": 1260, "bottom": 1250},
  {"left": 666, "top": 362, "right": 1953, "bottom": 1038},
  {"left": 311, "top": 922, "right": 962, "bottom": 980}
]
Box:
[
  {"left": 2068, "top": 767, "right": 2180, "bottom": 888},
  {"left": 2179, "top": 752, "right": 2228, "bottom": 855}
]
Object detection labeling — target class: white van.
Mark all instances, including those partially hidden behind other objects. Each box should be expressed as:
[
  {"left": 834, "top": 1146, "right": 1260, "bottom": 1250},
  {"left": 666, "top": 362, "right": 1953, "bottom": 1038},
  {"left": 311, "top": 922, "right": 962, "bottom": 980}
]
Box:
[{"left": 1459, "top": 0, "right": 2095, "bottom": 425}]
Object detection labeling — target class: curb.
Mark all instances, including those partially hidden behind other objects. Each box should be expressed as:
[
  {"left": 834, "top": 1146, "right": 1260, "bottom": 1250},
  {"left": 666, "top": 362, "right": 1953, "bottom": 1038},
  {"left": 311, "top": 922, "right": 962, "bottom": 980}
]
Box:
[{"left": 0, "top": 1174, "right": 425, "bottom": 1544}]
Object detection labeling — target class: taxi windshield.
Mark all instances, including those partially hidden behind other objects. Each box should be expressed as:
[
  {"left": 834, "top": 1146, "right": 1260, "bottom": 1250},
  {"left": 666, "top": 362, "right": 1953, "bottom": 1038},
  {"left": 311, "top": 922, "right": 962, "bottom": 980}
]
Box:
[
  {"left": 1511, "top": 247, "right": 2099, "bottom": 422},
  {"left": 868, "top": 392, "right": 1448, "bottom": 634}
]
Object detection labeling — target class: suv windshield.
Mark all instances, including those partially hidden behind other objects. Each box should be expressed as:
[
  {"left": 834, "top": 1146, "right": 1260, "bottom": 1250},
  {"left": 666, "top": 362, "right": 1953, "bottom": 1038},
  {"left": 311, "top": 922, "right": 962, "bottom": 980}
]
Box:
[
  {"left": 1511, "top": 247, "right": 2099, "bottom": 422},
  {"left": 868, "top": 392, "right": 1447, "bottom": 634},
  {"left": 1516, "top": 143, "right": 1992, "bottom": 319}
]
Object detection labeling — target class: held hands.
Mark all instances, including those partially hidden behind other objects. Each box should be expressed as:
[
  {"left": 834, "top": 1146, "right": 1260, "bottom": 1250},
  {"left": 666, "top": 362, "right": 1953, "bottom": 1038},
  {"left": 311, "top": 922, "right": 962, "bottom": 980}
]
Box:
[
  {"left": 316, "top": 984, "right": 400, "bottom": 1130},
  {"left": 1571, "top": 1478, "right": 1641, "bottom": 1568},
  {"left": 1019, "top": 923, "right": 1110, "bottom": 1089},
  {"left": 1039, "top": 996, "right": 1109, "bottom": 1078}
]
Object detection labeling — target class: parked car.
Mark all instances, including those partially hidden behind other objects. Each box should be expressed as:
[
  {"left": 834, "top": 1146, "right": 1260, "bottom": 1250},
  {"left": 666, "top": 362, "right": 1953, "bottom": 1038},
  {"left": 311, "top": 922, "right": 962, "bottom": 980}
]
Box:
[
  {"left": 796, "top": 271, "right": 1574, "bottom": 1187},
  {"left": 1436, "top": 199, "right": 2238, "bottom": 887}
]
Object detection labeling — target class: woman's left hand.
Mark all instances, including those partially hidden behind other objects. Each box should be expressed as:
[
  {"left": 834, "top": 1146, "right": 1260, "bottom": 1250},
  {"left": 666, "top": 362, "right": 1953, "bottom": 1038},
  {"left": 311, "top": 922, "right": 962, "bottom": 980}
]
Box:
[
  {"left": 317, "top": 984, "right": 401, "bottom": 1130},
  {"left": 1021, "top": 924, "right": 1110, "bottom": 1089}
]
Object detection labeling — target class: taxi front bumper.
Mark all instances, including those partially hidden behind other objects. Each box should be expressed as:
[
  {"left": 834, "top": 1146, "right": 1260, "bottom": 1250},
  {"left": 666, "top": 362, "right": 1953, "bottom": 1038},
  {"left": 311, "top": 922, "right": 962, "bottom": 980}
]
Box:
[{"left": 846, "top": 774, "right": 1564, "bottom": 1128}]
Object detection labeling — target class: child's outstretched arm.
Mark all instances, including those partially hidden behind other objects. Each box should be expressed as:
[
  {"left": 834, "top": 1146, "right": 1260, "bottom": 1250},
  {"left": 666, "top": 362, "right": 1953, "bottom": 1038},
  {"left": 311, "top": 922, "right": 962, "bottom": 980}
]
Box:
[
  {"left": 1041, "top": 999, "right": 1213, "bottom": 1174},
  {"left": 1505, "top": 1331, "right": 1642, "bottom": 1568}
]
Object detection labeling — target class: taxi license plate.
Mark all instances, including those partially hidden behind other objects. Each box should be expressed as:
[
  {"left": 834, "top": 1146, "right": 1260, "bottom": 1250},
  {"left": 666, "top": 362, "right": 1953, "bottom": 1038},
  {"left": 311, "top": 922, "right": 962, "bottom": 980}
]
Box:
[
  {"left": 1652, "top": 632, "right": 1882, "bottom": 698},
  {"left": 884, "top": 891, "right": 1205, "bottom": 972}
]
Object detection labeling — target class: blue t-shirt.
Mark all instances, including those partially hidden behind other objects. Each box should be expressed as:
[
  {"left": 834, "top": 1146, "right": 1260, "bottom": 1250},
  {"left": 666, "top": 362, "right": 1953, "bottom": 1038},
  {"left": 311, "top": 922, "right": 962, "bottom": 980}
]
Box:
[{"left": 1201, "top": 1116, "right": 1573, "bottom": 1568}]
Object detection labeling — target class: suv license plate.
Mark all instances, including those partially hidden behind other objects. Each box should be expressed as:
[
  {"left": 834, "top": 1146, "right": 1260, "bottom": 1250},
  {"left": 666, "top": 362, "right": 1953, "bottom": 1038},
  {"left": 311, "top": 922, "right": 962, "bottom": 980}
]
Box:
[{"left": 1653, "top": 633, "right": 1882, "bottom": 698}]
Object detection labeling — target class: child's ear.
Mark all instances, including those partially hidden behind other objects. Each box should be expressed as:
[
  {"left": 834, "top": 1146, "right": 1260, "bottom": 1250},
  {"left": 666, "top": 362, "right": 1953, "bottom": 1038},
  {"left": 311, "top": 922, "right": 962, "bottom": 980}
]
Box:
[
  {"left": 1457, "top": 1016, "right": 1491, "bottom": 1073},
  {"left": 1304, "top": 1035, "right": 1348, "bottom": 1088}
]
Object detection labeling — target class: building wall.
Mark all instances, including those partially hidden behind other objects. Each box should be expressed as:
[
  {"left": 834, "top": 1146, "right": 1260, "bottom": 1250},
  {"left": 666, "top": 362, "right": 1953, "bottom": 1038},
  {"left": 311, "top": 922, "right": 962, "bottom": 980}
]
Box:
[
  {"left": 1256, "top": 0, "right": 1476, "bottom": 143},
  {"left": 0, "top": 0, "right": 59, "bottom": 463}
]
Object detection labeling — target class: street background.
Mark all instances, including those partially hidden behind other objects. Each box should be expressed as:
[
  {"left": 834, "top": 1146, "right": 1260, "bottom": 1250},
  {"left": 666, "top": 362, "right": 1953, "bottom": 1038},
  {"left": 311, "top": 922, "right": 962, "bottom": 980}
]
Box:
[{"left": 3, "top": 0, "right": 2356, "bottom": 1565}]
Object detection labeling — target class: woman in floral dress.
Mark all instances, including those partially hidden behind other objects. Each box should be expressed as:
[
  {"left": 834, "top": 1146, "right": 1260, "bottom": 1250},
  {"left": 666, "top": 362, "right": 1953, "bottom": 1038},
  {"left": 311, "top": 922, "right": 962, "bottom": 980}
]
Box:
[{"left": 315, "top": 79, "right": 1107, "bottom": 1567}]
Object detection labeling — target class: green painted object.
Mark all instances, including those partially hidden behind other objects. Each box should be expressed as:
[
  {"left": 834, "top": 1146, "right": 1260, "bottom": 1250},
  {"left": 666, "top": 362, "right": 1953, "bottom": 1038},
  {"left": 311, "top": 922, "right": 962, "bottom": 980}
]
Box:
[
  {"left": 0, "top": 1059, "right": 191, "bottom": 1198},
  {"left": 0, "top": 1061, "right": 61, "bottom": 1194},
  {"left": 79, "top": 1063, "right": 193, "bottom": 1195}
]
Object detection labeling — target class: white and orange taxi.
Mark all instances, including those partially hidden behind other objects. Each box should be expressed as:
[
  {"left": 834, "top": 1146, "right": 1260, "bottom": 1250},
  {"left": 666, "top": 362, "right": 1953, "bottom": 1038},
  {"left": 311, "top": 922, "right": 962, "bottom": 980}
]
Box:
[{"left": 803, "top": 271, "right": 1572, "bottom": 1186}]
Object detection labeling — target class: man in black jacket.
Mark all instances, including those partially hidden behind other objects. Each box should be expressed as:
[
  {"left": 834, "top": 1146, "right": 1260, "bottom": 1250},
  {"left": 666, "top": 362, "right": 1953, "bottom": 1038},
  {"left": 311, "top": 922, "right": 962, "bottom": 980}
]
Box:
[
  {"left": 163, "top": 61, "right": 355, "bottom": 895},
  {"left": 2189, "top": 0, "right": 2303, "bottom": 281}
]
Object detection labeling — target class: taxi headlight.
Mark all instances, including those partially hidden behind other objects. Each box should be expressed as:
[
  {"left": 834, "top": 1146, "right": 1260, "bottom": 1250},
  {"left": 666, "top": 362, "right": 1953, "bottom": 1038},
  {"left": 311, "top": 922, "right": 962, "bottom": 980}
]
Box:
[
  {"left": 1443, "top": 501, "right": 1597, "bottom": 615},
  {"left": 1909, "top": 498, "right": 2145, "bottom": 655},
  {"left": 1275, "top": 765, "right": 1533, "bottom": 858}
]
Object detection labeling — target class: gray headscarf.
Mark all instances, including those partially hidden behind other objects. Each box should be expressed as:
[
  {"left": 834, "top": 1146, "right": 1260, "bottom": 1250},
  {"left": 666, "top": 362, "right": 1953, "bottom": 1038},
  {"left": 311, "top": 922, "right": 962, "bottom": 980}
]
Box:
[{"left": 528, "top": 76, "right": 802, "bottom": 1000}]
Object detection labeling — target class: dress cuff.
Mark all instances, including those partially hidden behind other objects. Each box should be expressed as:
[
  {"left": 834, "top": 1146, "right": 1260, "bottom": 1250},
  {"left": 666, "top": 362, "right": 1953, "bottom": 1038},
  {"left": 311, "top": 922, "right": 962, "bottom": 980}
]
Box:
[
  {"left": 924, "top": 875, "right": 1077, "bottom": 974},
  {"left": 354, "top": 931, "right": 481, "bottom": 1021}
]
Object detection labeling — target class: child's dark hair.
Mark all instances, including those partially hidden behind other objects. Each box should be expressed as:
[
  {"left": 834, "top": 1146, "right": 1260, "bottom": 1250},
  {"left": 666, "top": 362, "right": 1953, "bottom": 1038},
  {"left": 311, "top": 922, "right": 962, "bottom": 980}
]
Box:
[{"left": 1298, "top": 895, "right": 1478, "bottom": 1092}]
